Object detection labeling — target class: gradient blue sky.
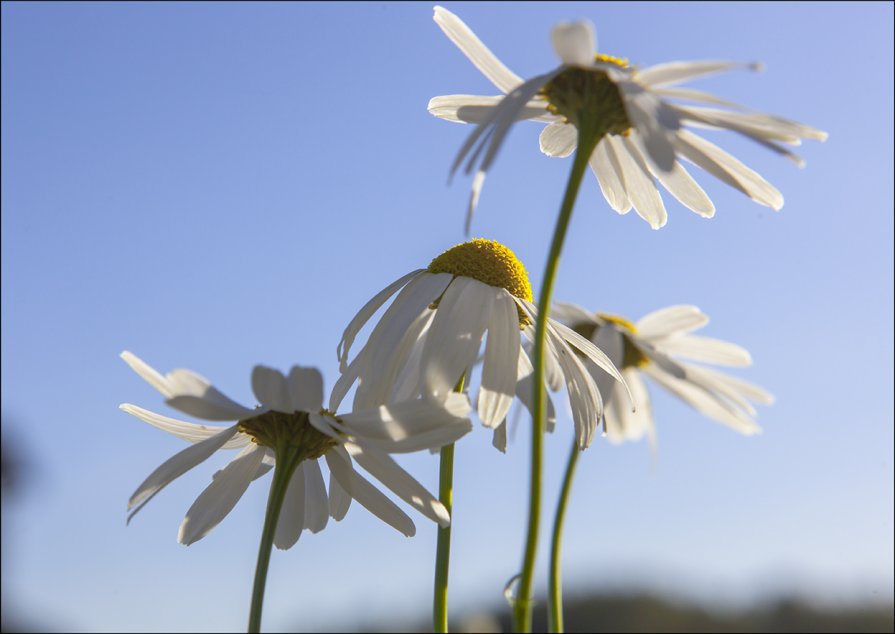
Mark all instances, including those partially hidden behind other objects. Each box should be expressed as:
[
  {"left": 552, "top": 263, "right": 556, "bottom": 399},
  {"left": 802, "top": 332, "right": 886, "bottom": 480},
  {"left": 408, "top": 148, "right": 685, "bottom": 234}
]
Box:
[{"left": 2, "top": 2, "right": 892, "bottom": 632}]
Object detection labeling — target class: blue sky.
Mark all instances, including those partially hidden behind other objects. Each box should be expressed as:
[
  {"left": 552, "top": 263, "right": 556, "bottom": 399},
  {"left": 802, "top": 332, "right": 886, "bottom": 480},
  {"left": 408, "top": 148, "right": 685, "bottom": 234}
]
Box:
[{"left": 2, "top": 1, "right": 892, "bottom": 631}]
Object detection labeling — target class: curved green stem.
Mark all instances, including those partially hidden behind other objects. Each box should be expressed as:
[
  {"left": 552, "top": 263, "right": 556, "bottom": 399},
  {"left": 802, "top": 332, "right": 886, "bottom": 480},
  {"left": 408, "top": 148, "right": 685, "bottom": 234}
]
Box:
[
  {"left": 548, "top": 441, "right": 581, "bottom": 633},
  {"left": 248, "top": 445, "right": 302, "bottom": 633},
  {"left": 433, "top": 376, "right": 466, "bottom": 633},
  {"left": 514, "top": 121, "right": 602, "bottom": 633}
]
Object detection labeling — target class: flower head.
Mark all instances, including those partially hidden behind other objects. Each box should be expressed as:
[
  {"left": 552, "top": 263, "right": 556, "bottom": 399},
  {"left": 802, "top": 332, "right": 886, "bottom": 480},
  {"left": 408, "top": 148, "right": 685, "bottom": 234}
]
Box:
[
  {"left": 335, "top": 239, "right": 631, "bottom": 451},
  {"left": 120, "top": 352, "right": 472, "bottom": 547},
  {"left": 429, "top": 6, "right": 827, "bottom": 231},
  {"left": 552, "top": 303, "right": 774, "bottom": 447}
]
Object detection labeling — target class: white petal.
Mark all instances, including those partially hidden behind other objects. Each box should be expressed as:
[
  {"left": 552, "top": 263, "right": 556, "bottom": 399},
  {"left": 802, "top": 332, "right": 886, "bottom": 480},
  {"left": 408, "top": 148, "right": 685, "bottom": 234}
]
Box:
[
  {"left": 674, "top": 129, "right": 783, "bottom": 210},
  {"left": 390, "top": 311, "right": 435, "bottom": 403},
  {"left": 119, "top": 404, "right": 251, "bottom": 449},
  {"left": 588, "top": 324, "right": 625, "bottom": 402},
  {"left": 514, "top": 346, "right": 557, "bottom": 430},
  {"left": 549, "top": 329, "right": 602, "bottom": 449},
  {"left": 421, "top": 278, "right": 495, "bottom": 401},
  {"left": 127, "top": 424, "right": 240, "bottom": 522},
  {"left": 551, "top": 21, "right": 596, "bottom": 66},
  {"left": 164, "top": 368, "right": 258, "bottom": 422},
  {"left": 636, "top": 60, "right": 762, "bottom": 88},
  {"left": 178, "top": 444, "right": 265, "bottom": 545},
  {"left": 520, "top": 324, "right": 563, "bottom": 393},
  {"left": 605, "top": 369, "right": 655, "bottom": 446},
  {"left": 589, "top": 138, "right": 632, "bottom": 213},
  {"left": 273, "top": 463, "right": 305, "bottom": 550},
  {"left": 433, "top": 6, "right": 523, "bottom": 93},
  {"left": 644, "top": 365, "right": 761, "bottom": 435},
  {"left": 346, "top": 442, "right": 450, "bottom": 527},
  {"left": 628, "top": 133, "right": 715, "bottom": 218},
  {"left": 656, "top": 335, "right": 752, "bottom": 366},
  {"left": 302, "top": 459, "right": 329, "bottom": 533},
  {"left": 635, "top": 305, "right": 709, "bottom": 339},
  {"left": 336, "top": 395, "right": 472, "bottom": 453},
  {"left": 329, "top": 352, "right": 361, "bottom": 412},
  {"left": 550, "top": 302, "right": 598, "bottom": 327},
  {"left": 539, "top": 122, "right": 578, "bottom": 158},
  {"left": 479, "top": 290, "right": 522, "bottom": 428},
  {"left": 326, "top": 446, "right": 415, "bottom": 537},
  {"left": 608, "top": 135, "right": 667, "bottom": 229},
  {"left": 121, "top": 351, "right": 173, "bottom": 398},
  {"left": 287, "top": 366, "right": 324, "bottom": 413},
  {"left": 364, "top": 305, "right": 433, "bottom": 408},
  {"left": 616, "top": 81, "right": 680, "bottom": 172},
  {"left": 428, "top": 94, "right": 550, "bottom": 124},
  {"left": 353, "top": 272, "right": 452, "bottom": 410},
  {"left": 251, "top": 366, "right": 293, "bottom": 413},
  {"left": 337, "top": 269, "right": 423, "bottom": 371},
  {"left": 328, "top": 463, "right": 352, "bottom": 521},
  {"left": 686, "top": 365, "right": 774, "bottom": 405}
]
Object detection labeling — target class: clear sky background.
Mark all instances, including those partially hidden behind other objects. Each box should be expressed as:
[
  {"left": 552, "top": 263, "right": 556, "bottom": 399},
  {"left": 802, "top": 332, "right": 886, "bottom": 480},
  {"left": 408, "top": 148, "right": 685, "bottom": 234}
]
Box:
[{"left": 2, "top": 2, "right": 892, "bottom": 632}]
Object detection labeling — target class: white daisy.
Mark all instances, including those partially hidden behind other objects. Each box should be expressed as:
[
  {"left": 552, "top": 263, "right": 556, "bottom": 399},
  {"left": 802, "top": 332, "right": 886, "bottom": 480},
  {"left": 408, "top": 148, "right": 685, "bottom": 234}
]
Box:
[
  {"left": 429, "top": 6, "right": 827, "bottom": 231},
  {"left": 334, "top": 239, "right": 630, "bottom": 451},
  {"left": 120, "top": 352, "right": 472, "bottom": 547},
  {"left": 551, "top": 303, "right": 774, "bottom": 446}
]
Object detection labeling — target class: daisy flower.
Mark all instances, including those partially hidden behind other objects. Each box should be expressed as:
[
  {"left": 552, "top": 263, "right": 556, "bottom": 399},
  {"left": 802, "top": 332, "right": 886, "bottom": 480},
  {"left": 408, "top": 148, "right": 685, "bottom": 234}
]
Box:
[
  {"left": 334, "top": 238, "right": 631, "bottom": 450},
  {"left": 428, "top": 6, "right": 827, "bottom": 230},
  {"left": 552, "top": 303, "right": 774, "bottom": 446},
  {"left": 120, "top": 351, "right": 472, "bottom": 547}
]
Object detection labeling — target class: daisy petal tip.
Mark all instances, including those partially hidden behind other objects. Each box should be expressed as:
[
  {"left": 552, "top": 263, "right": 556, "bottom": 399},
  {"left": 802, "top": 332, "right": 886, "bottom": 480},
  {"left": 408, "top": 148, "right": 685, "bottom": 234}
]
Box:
[{"left": 748, "top": 61, "right": 765, "bottom": 73}]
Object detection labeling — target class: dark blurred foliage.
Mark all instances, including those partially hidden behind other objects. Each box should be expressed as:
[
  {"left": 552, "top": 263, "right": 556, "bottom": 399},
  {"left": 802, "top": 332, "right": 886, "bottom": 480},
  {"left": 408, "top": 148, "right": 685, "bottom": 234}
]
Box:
[{"left": 351, "top": 593, "right": 894, "bottom": 633}]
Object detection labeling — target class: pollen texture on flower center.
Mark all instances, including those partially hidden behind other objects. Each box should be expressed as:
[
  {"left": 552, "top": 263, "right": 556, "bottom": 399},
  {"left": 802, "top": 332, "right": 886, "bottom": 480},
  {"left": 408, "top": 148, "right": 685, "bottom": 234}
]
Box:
[
  {"left": 238, "top": 410, "right": 338, "bottom": 458},
  {"left": 428, "top": 239, "right": 534, "bottom": 302},
  {"left": 541, "top": 55, "right": 632, "bottom": 134}
]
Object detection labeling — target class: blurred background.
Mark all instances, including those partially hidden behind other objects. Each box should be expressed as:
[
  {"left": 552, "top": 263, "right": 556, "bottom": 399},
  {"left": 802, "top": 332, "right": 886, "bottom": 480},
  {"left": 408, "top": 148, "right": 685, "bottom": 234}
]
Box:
[{"left": 2, "top": 1, "right": 892, "bottom": 632}]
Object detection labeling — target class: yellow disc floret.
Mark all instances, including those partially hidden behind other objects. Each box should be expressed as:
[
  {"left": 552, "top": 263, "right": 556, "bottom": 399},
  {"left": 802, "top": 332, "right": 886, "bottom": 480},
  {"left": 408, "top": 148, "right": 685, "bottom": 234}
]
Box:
[
  {"left": 428, "top": 239, "right": 533, "bottom": 302},
  {"left": 597, "top": 312, "right": 638, "bottom": 334},
  {"left": 428, "top": 239, "right": 533, "bottom": 326},
  {"left": 594, "top": 53, "right": 629, "bottom": 68}
]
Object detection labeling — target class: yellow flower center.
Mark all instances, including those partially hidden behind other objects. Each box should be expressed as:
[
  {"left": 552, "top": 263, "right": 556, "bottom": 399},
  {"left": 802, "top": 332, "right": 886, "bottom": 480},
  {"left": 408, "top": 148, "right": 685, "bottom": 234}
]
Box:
[
  {"left": 572, "top": 312, "right": 650, "bottom": 369},
  {"left": 540, "top": 53, "right": 632, "bottom": 134},
  {"left": 238, "top": 410, "right": 338, "bottom": 458},
  {"left": 427, "top": 238, "right": 533, "bottom": 326}
]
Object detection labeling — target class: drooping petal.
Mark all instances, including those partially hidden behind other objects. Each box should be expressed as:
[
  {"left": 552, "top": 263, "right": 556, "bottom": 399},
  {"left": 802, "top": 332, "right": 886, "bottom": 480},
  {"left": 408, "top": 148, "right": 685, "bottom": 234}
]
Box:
[
  {"left": 673, "top": 129, "right": 784, "bottom": 210},
  {"left": 643, "top": 364, "right": 761, "bottom": 435},
  {"left": 428, "top": 94, "right": 551, "bottom": 124},
  {"left": 636, "top": 60, "right": 761, "bottom": 88},
  {"left": 539, "top": 122, "right": 578, "bottom": 158},
  {"left": 327, "top": 460, "right": 352, "bottom": 521},
  {"left": 616, "top": 81, "right": 680, "bottom": 173},
  {"left": 433, "top": 6, "right": 523, "bottom": 93},
  {"left": 589, "top": 138, "right": 633, "bottom": 213},
  {"left": 635, "top": 305, "right": 709, "bottom": 340},
  {"left": 251, "top": 366, "right": 293, "bottom": 413},
  {"left": 628, "top": 133, "right": 715, "bottom": 218},
  {"left": 604, "top": 369, "right": 656, "bottom": 446},
  {"left": 353, "top": 272, "right": 452, "bottom": 410},
  {"left": 608, "top": 135, "right": 667, "bottom": 229},
  {"left": 337, "top": 269, "right": 423, "bottom": 371},
  {"left": 550, "top": 302, "right": 599, "bottom": 327},
  {"left": 335, "top": 394, "right": 472, "bottom": 454},
  {"left": 345, "top": 441, "right": 450, "bottom": 527},
  {"left": 655, "top": 334, "right": 752, "bottom": 366},
  {"left": 273, "top": 463, "right": 306, "bottom": 550},
  {"left": 421, "top": 277, "right": 495, "bottom": 401},
  {"left": 685, "top": 365, "right": 774, "bottom": 405},
  {"left": 127, "top": 424, "right": 240, "bottom": 523},
  {"left": 178, "top": 444, "right": 265, "bottom": 545},
  {"left": 479, "top": 290, "right": 522, "bottom": 428},
  {"left": 122, "top": 352, "right": 258, "bottom": 421},
  {"left": 551, "top": 21, "right": 596, "bottom": 66},
  {"left": 287, "top": 366, "right": 324, "bottom": 413},
  {"left": 492, "top": 420, "right": 508, "bottom": 452},
  {"left": 326, "top": 446, "right": 415, "bottom": 537},
  {"left": 302, "top": 459, "right": 329, "bottom": 534},
  {"left": 119, "top": 404, "right": 251, "bottom": 449}
]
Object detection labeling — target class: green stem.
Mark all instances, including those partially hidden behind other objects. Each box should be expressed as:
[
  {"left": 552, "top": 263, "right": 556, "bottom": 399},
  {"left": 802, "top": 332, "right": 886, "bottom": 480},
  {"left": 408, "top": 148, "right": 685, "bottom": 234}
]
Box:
[
  {"left": 433, "top": 376, "right": 466, "bottom": 633},
  {"left": 514, "top": 121, "right": 602, "bottom": 633},
  {"left": 548, "top": 441, "right": 580, "bottom": 633},
  {"left": 248, "top": 445, "right": 302, "bottom": 633}
]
